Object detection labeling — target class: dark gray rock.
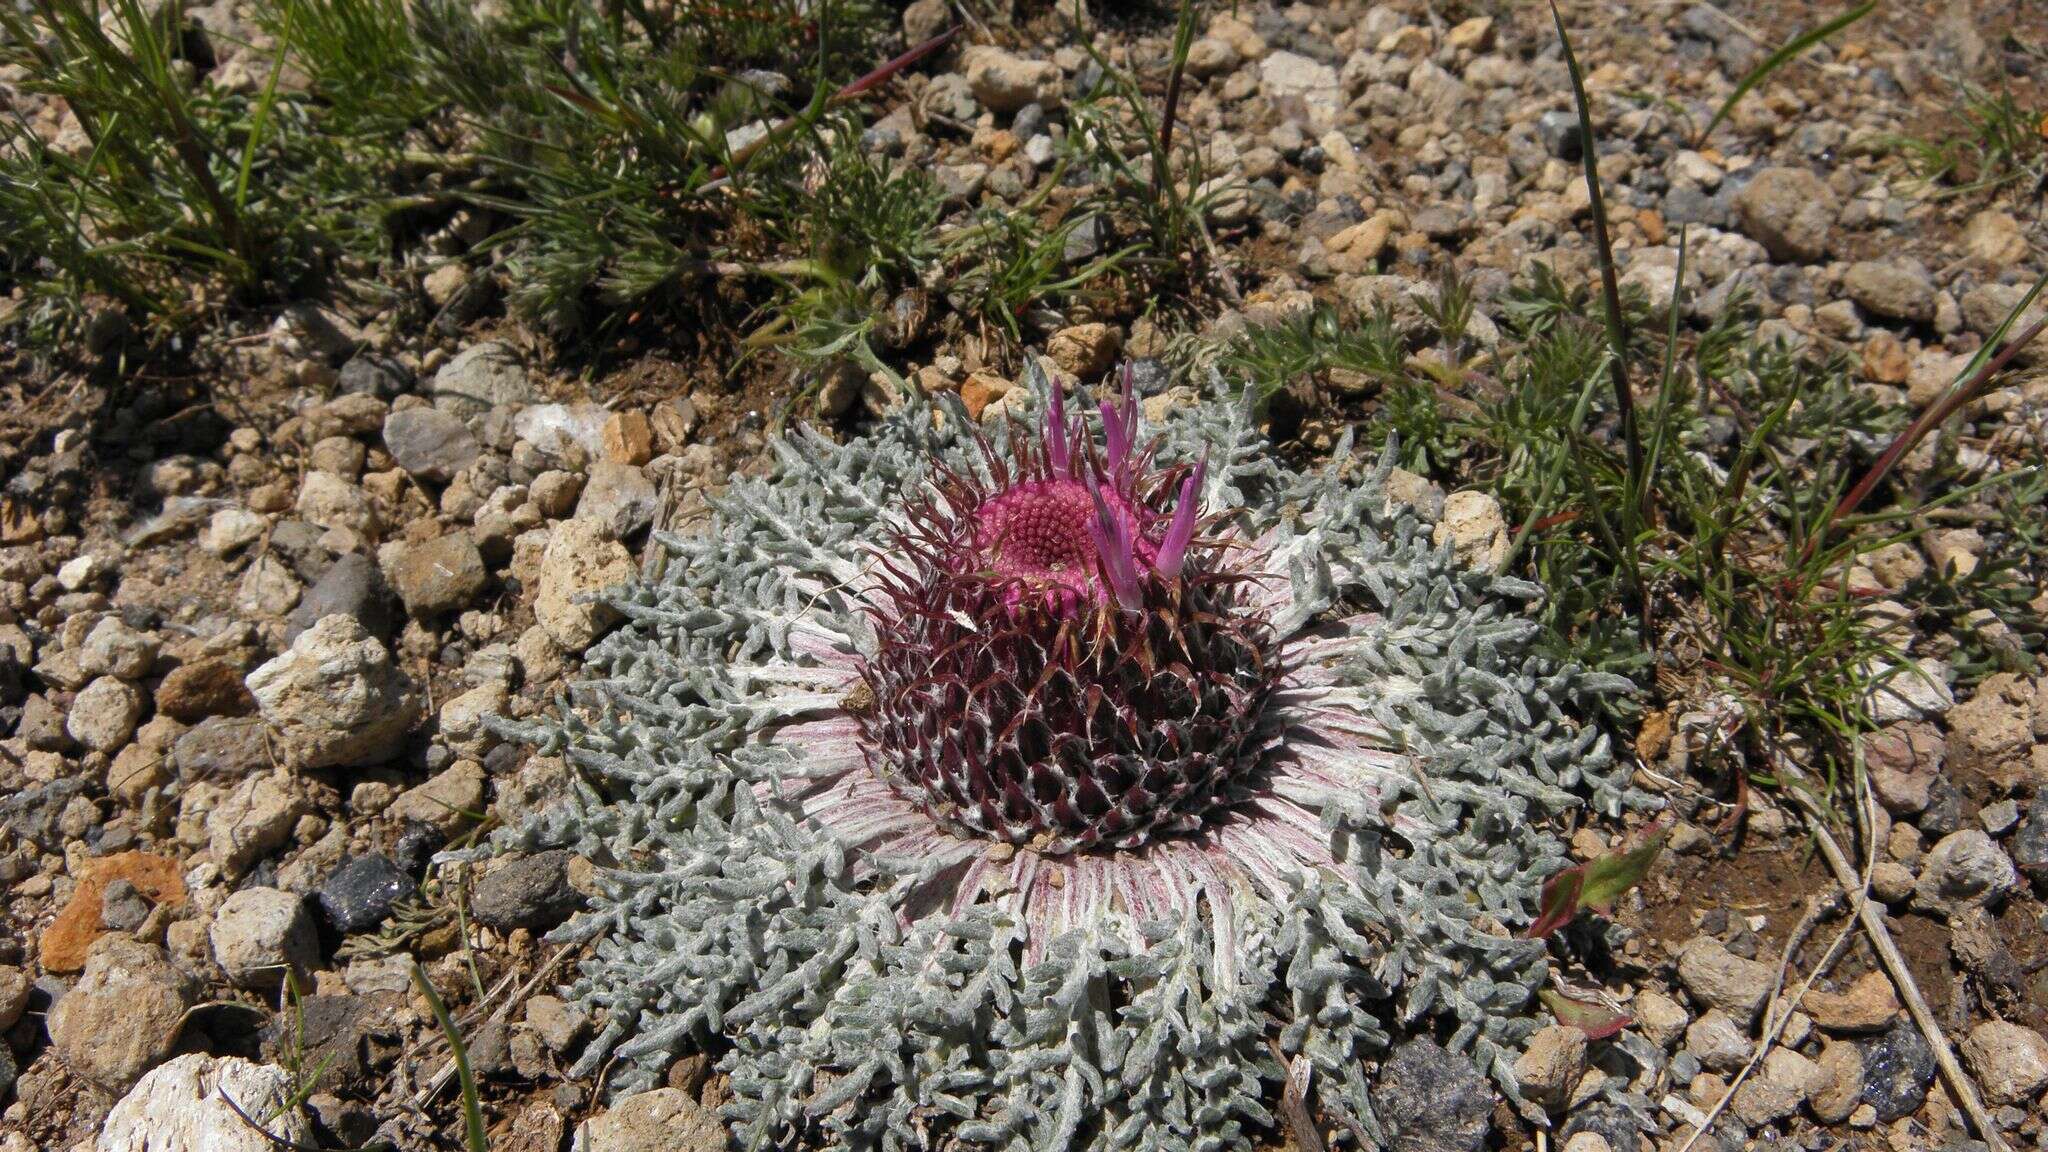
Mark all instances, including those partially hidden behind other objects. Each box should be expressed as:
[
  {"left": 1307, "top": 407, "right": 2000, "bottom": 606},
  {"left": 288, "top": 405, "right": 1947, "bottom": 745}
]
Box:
[
  {"left": 1860, "top": 1018, "right": 1937, "bottom": 1122},
  {"left": 0, "top": 646, "right": 23, "bottom": 708},
  {"left": 173, "top": 716, "right": 270, "bottom": 782},
  {"left": 470, "top": 850, "right": 581, "bottom": 932},
  {"left": 262, "top": 994, "right": 396, "bottom": 1087},
  {"left": 0, "top": 778, "right": 89, "bottom": 852},
  {"left": 1562, "top": 1103, "right": 1645, "bottom": 1152},
  {"left": 383, "top": 408, "right": 481, "bottom": 485},
  {"left": 316, "top": 854, "right": 417, "bottom": 935},
  {"left": 100, "top": 879, "right": 151, "bottom": 932},
  {"left": 1664, "top": 185, "right": 1728, "bottom": 228},
  {"left": 1373, "top": 1037, "right": 1494, "bottom": 1152},
  {"left": 267, "top": 519, "right": 333, "bottom": 583},
  {"left": 2012, "top": 802, "right": 2048, "bottom": 890},
  {"left": 1536, "top": 110, "right": 1582, "bottom": 161},
  {"left": 337, "top": 354, "right": 412, "bottom": 398},
  {"left": 1917, "top": 775, "right": 1963, "bottom": 838},
  {"left": 1063, "top": 216, "right": 1106, "bottom": 265},
  {"left": 287, "top": 554, "right": 399, "bottom": 642},
  {"left": 18, "top": 693, "right": 71, "bottom": 752}
]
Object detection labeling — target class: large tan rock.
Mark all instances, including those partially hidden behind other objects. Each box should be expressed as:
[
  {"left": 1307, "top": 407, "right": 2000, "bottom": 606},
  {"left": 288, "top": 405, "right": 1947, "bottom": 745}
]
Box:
[
  {"left": 246, "top": 615, "right": 420, "bottom": 769},
  {"left": 536, "top": 517, "right": 635, "bottom": 652},
  {"left": 49, "top": 936, "right": 194, "bottom": 1092}
]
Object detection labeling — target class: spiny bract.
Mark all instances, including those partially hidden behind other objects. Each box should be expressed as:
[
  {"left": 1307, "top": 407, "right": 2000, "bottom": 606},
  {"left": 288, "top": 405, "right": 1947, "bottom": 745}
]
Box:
[{"left": 492, "top": 367, "right": 1641, "bottom": 1151}]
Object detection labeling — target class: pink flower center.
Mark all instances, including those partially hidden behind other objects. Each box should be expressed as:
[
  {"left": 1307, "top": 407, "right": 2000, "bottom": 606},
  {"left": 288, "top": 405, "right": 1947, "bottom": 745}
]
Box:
[{"left": 972, "top": 479, "right": 1155, "bottom": 611}]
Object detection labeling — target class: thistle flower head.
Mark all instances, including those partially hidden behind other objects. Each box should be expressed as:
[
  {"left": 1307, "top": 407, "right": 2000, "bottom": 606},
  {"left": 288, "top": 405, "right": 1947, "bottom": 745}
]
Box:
[
  {"left": 495, "top": 368, "right": 1644, "bottom": 1152},
  {"left": 862, "top": 390, "right": 1271, "bottom": 853}
]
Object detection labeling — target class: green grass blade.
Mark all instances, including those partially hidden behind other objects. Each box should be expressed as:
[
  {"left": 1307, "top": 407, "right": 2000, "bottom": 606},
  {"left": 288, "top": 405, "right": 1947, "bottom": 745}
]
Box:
[
  {"left": 1549, "top": 0, "right": 1644, "bottom": 610},
  {"left": 1697, "top": 2, "right": 1876, "bottom": 145},
  {"left": 412, "top": 963, "right": 489, "bottom": 1152},
  {"left": 236, "top": 0, "right": 296, "bottom": 212}
]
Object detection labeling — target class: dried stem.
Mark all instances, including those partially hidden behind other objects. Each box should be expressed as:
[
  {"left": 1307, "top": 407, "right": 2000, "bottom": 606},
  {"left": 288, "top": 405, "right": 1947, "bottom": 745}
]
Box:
[{"left": 1789, "top": 789, "right": 2012, "bottom": 1152}]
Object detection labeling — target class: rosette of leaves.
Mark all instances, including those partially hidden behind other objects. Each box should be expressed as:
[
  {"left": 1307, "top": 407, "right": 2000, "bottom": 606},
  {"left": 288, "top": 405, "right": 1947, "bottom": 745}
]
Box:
[{"left": 494, "top": 366, "right": 1641, "bottom": 1150}]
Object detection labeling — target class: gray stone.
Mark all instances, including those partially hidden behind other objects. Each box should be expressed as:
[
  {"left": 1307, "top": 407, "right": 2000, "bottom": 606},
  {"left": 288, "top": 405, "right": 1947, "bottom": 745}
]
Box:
[
  {"left": 1914, "top": 829, "right": 2020, "bottom": 915},
  {"left": 433, "top": 342, "right": 533, "bottom": 416},
  {"left": 1373, "top": 1037, "right": 1494, "bottom": 1152},
  {"left": 288, "top": 553, "right": 399, "bottom": 642},
  {"left": 270, "top": 304, "right": 360, "bottom": 364},
  {"left": 1844, "top": 261, "right": 1937, "bottom": 324},
  {"left": 383, "top": 407, "right": 481, "bottom": 484},
  {"left": 1537, "top": 109, "right": 1581, "bottom": 160},
  {"left": 100, "top": 878, "right": 152, "bottom": 932},
  {"left": 1734, "top": 167, "right": 1837, "bottom": 263},
  {"left": 247, "top": 615, "right": 421, "bottom": 770},
  {"left": 80, "top": 617, "right": 160, "bottom": 681},
  {"left": 471, "top": 849, "right": 581, "bottom": 932},
  {"left": 2012, "top": 801, "right": 2048, "bottom": 889},
  {"left": 68, "top": 675, "right": 145, "bottom": 753},
  {"left": 1676, "top": 936, "right": 1773, "bottom": 1023},
  {"left": 1685, "top": 1010, "right": 1753, "bottom": 1072},
  {"left": 211, "top": 886, "right": 319, "bottom": 990},
  {"left": 337, "top": 352, "right": 411, "bottom": 397},
  {"left": 173, "top": 716, "right": 270, "bottom": 782},
  {"left": 574, "top": 462, "right": 659, "bottom": 539}
]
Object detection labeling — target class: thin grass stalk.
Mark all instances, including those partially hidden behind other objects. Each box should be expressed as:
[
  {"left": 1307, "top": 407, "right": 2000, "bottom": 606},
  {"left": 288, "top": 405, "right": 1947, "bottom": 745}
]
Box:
[
  {"left": 1156, "top": 0, "right": 1197, "bottom": 184},
  {"left": 1548, "top": 1, "right": 1640, "bottom": 493},
  {"left": 1695, "top": 2, "right": 1875, "bottom": 145},
  {"left": 1815, "top": 275, "right": 2048, "bottom": 556},
  {"left": 413, "top": 962, "right": 490, "bottom": 1152}
]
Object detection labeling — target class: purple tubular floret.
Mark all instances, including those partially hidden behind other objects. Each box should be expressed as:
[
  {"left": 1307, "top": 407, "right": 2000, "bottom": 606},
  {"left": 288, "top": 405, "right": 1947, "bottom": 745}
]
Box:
[
  {"left": 1155, "top": 475, "right": 1200, "bottom": 581},
  {"left": 1044, "top": 385, "right": 1070, "bottom": 476},
  {"left": 1084, "top": 475, "right": 1144, "bottom": 611}
]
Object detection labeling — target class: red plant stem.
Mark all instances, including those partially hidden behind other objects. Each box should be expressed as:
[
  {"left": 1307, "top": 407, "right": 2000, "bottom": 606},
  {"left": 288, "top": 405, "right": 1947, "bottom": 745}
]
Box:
[
  {"left": 833, "top": 26, "right": 958, "bottom": 104},
  {"left": 1812, "top": 310, "right": 2048, "bottom": 561}
]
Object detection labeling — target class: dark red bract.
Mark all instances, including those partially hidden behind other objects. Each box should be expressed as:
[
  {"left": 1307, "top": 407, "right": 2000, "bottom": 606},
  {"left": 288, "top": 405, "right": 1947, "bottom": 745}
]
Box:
[{"left": 857, "top": 376, "right": 1279, "bottom": 854}]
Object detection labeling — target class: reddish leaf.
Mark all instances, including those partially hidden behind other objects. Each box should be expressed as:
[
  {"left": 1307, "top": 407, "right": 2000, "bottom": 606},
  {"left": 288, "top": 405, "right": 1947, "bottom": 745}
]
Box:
[
  {"left": 1540, "top": 989, "right": 1632, "bottom": 1040},
  {"left": 1524, "top": 867, "right": 1585, "bottom": 939},
  {"left": 1576, "top": 825, "right": 1668, "bottom": 912},
  {"left": 1523, "top": 821, "right": 1668, "bottom": 938}
]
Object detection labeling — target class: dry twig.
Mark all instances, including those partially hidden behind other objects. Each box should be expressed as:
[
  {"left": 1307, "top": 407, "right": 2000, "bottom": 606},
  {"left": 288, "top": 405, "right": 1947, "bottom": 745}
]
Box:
[{"left": 1788, "top": 788, "right": 2011, "bottom": 1152}]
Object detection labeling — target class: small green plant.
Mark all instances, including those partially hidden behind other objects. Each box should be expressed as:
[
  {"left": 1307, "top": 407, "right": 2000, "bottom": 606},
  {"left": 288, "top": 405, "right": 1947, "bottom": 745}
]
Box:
[
  {"left": 413, "top": 962, "right": 490, "bottom": 1152},
  {"left": 1891, "top": 83, "right": 2048, "bottom": 198},
  {"left": 1214, "top": 306, "right": 1404, "bottom": 403},
  {"left": 1061, "top": 0, "right": 1229, "bottom": 304},
  {"left": 0, "top": 0, "right": 354, "bottom": 339}
]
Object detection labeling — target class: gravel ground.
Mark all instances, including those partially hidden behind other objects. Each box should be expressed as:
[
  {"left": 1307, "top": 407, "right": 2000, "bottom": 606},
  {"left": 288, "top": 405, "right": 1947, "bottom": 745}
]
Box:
[{"left": 1, "top": 2, "right": 2046, "bottom": 1151}]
